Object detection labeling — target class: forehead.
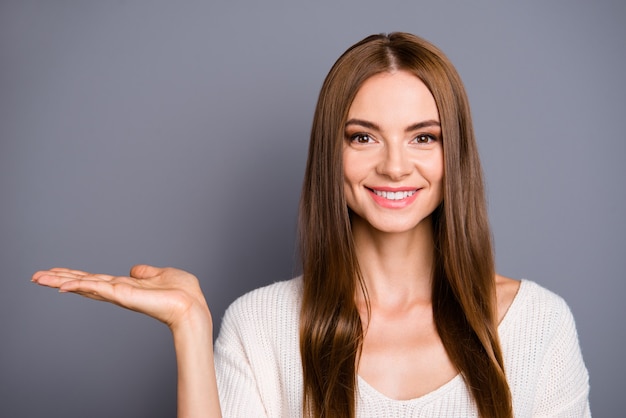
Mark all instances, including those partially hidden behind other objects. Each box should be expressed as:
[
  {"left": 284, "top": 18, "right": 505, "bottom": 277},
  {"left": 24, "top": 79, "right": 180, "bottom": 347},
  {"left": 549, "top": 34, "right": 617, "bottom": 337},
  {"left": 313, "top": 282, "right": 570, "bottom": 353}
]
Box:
[{"left": 347, "top": 70, "right": 439, "bottom": 125}]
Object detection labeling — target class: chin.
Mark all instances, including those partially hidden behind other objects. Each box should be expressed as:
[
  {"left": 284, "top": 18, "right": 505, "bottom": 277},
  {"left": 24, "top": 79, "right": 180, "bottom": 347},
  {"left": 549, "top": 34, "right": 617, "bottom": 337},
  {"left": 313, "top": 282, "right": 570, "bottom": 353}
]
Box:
[
  {"left": 350, "top": 210, "right": 434, "bottom": 236},
  {"left": 368, "top": 219, "right": 430, "bottom": 235},
  {"left": 370, "top": 216, "right": 432, "bottom": 234}
]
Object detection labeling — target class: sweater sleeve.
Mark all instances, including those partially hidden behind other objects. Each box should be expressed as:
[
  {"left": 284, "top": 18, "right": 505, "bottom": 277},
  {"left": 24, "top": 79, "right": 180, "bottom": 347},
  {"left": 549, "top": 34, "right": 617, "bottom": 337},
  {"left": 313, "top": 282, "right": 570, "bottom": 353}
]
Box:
[
  {"left": 213, "top": 279, "right": 304, "bottom": 417},
  {"left": 532, "top": 297, "right": 591, "bottom": 417},
  {"left": 214, "top": 302, "right": 268, "bottom": 418}
]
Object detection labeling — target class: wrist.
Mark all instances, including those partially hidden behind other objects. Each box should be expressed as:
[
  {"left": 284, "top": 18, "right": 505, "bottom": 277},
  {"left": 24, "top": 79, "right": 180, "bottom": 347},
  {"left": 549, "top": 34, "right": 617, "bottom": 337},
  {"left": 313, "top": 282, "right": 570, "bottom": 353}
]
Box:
[{"left": 170, "top": 302, "right": 213, "bottom": 341}]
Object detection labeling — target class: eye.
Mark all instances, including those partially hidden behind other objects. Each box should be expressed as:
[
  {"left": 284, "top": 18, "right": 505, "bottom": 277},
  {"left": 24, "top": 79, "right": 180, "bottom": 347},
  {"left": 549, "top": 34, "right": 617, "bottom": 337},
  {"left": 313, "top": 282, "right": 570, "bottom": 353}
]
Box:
[
  {"left": 349, "top": 133, "right": 375, "bottom": 144},
  {"left": 413, "top": 134, "right": 437, "bottom": 144}
]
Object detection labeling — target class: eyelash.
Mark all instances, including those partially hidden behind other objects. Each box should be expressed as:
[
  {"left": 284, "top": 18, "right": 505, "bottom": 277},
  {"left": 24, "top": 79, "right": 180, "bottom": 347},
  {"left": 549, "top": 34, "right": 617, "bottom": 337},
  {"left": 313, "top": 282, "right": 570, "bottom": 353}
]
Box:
[{"left": 347, "top": 133, "right": 439, "bottom": 144}]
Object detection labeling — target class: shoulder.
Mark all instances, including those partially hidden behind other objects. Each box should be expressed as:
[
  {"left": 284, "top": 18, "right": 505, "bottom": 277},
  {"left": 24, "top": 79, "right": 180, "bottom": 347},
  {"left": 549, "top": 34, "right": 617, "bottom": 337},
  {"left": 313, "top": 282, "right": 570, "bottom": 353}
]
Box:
[
  {"left": 226, "top": 276, "right": 302, "bottom": 316},
  {"left": 495, "top": 274, "right": 574, "bottom": 327},
  {"left": 512, "top": 279, "right": 572, "bottom": 317},
  {"left": 214, "top": 277, "right": 305, "bottom": 416},
  {"left": 218, "top": 277, "right": 303, "bottom": 341},
  {"left": 499, "top": 278, "right": 579, "bottom": 346},
  {"left": 499, "top": 280, "right": 590, "bottom": 416}
]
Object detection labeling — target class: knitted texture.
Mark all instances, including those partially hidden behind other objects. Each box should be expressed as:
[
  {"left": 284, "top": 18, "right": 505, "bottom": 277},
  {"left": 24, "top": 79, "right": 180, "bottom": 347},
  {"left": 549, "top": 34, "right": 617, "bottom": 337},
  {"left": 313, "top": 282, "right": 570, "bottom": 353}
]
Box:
[{"left": 214, "top": 278, "right": 590, "bottom": 417}]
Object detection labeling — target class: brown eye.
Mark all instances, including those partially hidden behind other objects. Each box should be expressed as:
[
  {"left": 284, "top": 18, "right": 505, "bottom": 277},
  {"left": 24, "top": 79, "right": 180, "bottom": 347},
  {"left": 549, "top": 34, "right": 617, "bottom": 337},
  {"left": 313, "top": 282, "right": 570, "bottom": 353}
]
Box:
[
  {"left": 414, "top": 134, "right": 436, "bottom": 144},
  {"left": 350, "top": 133, "right": 374, "bottom": 144}
]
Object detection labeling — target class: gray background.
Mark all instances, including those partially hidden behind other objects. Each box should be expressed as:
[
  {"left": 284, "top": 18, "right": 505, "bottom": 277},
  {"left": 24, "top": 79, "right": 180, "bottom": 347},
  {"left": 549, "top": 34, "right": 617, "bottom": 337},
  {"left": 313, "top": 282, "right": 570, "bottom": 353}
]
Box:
[{"left": 1, "top": 1, "right": 624, "bottom": 417}]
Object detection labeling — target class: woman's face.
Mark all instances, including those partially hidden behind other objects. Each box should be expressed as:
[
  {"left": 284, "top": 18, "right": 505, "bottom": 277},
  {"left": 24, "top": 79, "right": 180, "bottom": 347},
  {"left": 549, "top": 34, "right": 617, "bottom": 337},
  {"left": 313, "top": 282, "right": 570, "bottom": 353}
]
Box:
[{"left": 342, "top": 70, "right": 444, "bottom": 235}]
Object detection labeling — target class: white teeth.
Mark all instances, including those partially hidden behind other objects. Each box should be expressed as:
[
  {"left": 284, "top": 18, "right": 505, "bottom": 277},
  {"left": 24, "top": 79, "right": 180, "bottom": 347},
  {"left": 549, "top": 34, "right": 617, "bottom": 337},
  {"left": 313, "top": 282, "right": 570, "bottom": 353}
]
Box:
[{"left": 373, "top": 189, "right": 416, "bottom": 200}]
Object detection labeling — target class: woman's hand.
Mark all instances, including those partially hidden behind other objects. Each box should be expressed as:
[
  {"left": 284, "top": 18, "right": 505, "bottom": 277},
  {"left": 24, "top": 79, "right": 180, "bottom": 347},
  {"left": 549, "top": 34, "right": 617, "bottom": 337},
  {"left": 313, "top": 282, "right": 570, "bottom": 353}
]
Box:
[
  {"left": 31, "top": 265, "right": 211, "bottom": 332},
  {"left": 32, "top": 265, "right": 222, "bottom": 417}
]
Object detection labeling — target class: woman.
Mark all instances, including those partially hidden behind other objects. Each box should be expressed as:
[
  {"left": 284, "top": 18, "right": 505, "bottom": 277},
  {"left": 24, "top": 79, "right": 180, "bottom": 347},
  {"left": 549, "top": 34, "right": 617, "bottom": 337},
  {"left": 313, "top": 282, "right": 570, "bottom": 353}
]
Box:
[{"left": 32, "top": 32, "right": 590, "bottom": 417}]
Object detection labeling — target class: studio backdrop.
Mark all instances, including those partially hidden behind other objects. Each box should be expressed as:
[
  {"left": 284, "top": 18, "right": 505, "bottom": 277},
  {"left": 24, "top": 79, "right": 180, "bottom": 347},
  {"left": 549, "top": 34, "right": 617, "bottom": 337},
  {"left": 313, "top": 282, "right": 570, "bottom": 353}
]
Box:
[{"left": 1, "top": 1, "right": 624, "bottom": 417}]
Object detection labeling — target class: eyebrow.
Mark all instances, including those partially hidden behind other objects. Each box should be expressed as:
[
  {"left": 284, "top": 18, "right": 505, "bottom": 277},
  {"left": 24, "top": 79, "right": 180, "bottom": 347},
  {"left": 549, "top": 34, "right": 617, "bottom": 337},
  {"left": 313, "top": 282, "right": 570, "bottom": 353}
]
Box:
[{"left": 345, "top": 118, "right": 441, "bottom": 132}]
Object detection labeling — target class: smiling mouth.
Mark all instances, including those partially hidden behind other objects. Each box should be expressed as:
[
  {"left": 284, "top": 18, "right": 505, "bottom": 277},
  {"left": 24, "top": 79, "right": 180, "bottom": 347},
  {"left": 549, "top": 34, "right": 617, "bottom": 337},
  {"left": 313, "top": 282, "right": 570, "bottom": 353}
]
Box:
[{"left": 369, "top": 188, "right": 418, "bottom": 200}]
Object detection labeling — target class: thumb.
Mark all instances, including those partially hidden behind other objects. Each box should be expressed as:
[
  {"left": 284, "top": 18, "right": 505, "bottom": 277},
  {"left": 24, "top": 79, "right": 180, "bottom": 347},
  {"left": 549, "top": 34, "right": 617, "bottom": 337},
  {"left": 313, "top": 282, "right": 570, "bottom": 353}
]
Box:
[{"left": 129, "top": 264, "right": 162, "bottom": 279}]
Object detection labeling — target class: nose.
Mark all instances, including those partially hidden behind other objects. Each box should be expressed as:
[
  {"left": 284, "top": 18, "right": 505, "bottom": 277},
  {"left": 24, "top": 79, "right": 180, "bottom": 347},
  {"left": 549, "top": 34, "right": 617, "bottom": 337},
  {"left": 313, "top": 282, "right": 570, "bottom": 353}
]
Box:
[{"left": 377, "top": 142, "right": 412, "bottom": 180}]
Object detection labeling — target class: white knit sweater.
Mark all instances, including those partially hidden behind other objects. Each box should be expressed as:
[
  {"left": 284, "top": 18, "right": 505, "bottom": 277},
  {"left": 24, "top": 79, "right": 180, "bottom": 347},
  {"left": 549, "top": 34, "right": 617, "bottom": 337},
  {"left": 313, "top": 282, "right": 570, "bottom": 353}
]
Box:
[{"left": 214, "top": 278, "right": 590, "bottom": 417}]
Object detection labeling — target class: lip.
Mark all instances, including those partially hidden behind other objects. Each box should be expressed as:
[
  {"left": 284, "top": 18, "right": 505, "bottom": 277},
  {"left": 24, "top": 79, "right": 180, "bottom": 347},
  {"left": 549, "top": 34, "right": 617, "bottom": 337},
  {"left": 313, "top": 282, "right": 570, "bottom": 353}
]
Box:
[{"left": 366, "top": 186, "right": 420, "bottom": 209}]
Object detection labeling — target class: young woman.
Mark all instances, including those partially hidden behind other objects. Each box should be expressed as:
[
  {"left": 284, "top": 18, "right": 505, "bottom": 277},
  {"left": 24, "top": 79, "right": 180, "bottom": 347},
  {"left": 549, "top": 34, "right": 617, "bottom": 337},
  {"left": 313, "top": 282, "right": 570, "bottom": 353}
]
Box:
[{"left": 32, "top": 32, "right": 590, "bottom": 418}]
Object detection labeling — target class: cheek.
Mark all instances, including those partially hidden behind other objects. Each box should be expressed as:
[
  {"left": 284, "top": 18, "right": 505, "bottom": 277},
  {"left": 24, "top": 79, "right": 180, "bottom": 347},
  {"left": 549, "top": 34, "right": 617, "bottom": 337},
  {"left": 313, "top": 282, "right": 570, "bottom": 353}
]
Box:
[
  {"left": 342, "top": 166, "right": 360, "bottom": 206},
  {"left": 432, "top": 162, "right": 444, "bottom": 184},
  {"left": 342, "top": 152, "right": 368, "bottom": 210},
  {"left": 424, "top": 151, "right": 444, "bottom": 183},
  {"left": 342, "top": 151, "right": 362, "bottom": 188}
]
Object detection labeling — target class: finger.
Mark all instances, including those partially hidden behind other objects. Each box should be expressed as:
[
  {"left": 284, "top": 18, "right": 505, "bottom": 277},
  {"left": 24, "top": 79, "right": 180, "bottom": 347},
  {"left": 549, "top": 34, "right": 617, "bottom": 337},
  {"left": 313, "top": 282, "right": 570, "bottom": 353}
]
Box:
[
  {"left": 129, "top": 264, "right": 162, "bottom": 280},
  {"left": 32, "top": 271, "right": 79, "bottom": 286},
  {"left": 48, "top": 268, "right": 91, "bottom": 276},
  {"left": 59, "top": 280, "right": 125, "bottom": 303},
  {"left": 33, "top": 271, "right": 116, "bottom": 288},
  {"left": 55, "top": 271, "right": 119, "bottom": 283},
  {"left": 61, "top": 287, "right": 109, "bottom": 302},
  {"left": 59, "top": 280, "right": 152, "bottom": 314},
  {"left": 34, "top": 274, "right": 83, "bottom": 289},
  {"left": 32, "top": 268, "right": 89, "bottom": 283}
]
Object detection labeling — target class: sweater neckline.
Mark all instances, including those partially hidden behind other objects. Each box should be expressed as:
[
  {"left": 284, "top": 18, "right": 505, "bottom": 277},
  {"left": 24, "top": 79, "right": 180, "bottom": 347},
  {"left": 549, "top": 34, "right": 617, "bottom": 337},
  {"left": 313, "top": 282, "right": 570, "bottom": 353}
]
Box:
[
  {"left": 356, "top": 279, "right": 530, "bottom": 405},
  {"left": 357, "top": 373, "right": 465, "bottom": 405}
]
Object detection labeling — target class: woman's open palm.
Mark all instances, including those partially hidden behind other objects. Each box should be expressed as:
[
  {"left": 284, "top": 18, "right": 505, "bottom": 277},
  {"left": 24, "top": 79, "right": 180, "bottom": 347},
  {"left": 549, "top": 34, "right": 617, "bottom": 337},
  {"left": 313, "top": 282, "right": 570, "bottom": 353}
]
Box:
[{"left": 32, "top": 265, "right": 210, "bottom": 330}]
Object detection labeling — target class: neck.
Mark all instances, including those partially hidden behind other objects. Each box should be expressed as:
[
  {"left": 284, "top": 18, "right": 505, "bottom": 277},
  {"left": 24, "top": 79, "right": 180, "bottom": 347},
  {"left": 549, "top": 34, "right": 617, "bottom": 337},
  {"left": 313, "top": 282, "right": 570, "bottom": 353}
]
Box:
[{"left": 352, "top": 215, "right": 435, "bottom": 308}]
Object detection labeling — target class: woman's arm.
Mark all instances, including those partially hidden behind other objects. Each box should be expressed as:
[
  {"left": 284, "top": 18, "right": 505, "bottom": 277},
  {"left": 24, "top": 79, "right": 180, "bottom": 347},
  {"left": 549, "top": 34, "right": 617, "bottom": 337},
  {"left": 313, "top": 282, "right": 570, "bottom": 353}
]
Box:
[
  {"left": 32, "top": 265, "right": 222, "bottom": 418},
  {"left": 172, "top": 305, "right": 221, "bottom": 418}
]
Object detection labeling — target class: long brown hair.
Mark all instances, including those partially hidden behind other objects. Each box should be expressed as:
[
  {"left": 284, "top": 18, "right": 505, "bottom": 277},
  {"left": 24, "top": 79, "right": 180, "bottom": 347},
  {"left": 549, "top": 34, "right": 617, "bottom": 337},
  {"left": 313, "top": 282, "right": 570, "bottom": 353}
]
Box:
[{"left": 299, "top": 32, "right": 512, "bottom": 418}]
